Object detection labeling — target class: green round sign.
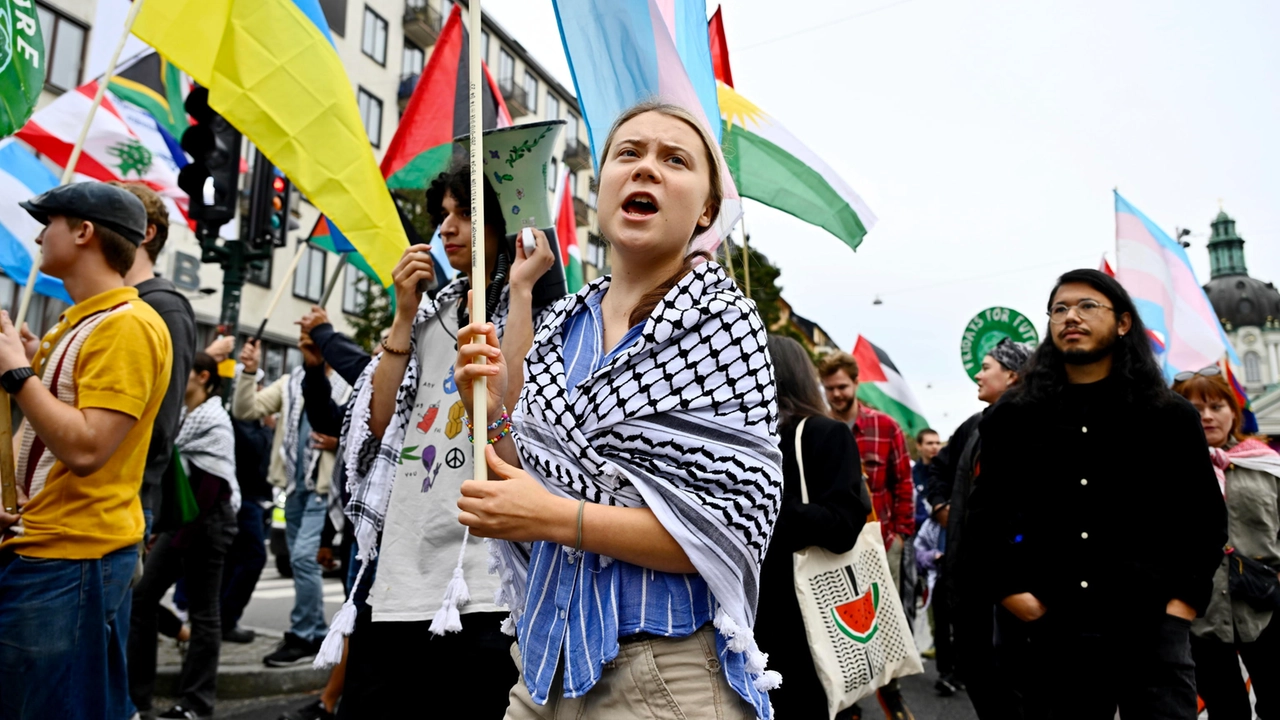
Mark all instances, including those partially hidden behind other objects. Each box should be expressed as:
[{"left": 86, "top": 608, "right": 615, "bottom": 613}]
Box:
[{"left": 960, "top": 306, "right": 1040, "bottom": 381}]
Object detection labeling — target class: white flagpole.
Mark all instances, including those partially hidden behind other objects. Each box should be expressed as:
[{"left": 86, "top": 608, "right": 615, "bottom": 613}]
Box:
[
  {"left": 15, "top": 0, "right": 148, "bottom": 328},
  {"left": 468, "top": 0, "right": 488, "bottom": 481}
]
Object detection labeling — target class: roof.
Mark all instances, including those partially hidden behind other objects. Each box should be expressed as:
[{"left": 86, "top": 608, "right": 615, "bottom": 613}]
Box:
[{"left": 1204, "top": 274, "right": 1280, "bottom": 329}]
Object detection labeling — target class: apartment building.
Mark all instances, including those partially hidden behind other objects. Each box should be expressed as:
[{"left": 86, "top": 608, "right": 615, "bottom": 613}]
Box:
[{"left": 16, "top": 0, "right": 607, "bottom": 382}]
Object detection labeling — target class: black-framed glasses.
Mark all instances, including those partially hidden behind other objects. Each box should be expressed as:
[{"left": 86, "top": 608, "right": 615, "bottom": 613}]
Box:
[
  {"left": 1047, "top": 300, "right": 1114, "bottom": 325},
  {"left": 1173, "top": 366, "right": 1221, "bottom": 383}
]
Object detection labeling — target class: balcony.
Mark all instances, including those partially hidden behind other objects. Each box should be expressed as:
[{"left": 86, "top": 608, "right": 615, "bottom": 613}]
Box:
[
  {"left": 404, "top": 1, "right": 443, "bottom": 50},
  {"left": 586, "top": 232, "right": 610, "bottom": 274},
  {"left": 562, "top": 137, "right": 592, "bottom": 172},
  {"left": 573, "top": 196, "right": 590, "bottom": 227},
  {"left": 498, "top": 77, "right": 531, "bottom": 118}
]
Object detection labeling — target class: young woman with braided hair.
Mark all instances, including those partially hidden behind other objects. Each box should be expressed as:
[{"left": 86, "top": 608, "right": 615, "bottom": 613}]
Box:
[{"left": 454, "top": 102, "right": 783, "bottom": 719}]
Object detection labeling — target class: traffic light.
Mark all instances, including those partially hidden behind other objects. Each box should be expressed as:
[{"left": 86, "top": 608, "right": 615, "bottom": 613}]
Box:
[
  {"left": 179, "top": 86, "right": 241, "bottom": 237},
  {"left": 245, "top": 150, "right": 291, "bottom": 249}
]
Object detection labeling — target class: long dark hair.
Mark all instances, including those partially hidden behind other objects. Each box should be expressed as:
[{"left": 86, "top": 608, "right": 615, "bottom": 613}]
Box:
[
  {"left": 426, "top": 164, "right": 509, "bottom": 323},
  {"left": 192, "top": 351, "right": 221, "bottom": 397},
  {"left": 1010, "top": 268, "right": 1170, "bottom": 408},
  {"left": 768, "top": 334, "right": 830, "bottom": 427}
]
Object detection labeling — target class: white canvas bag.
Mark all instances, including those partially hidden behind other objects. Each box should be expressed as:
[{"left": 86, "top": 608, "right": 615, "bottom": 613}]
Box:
[{"left": 791, "top": 418, "right": 924, "bottom": 718}]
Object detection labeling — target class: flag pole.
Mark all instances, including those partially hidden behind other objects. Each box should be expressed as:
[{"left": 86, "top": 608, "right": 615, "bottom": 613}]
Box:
[
  {"left": 740, "top": 217, "right": 752, "bottom": 297},
  {"left": 15, "top": 0, "right": 147, "bottom": 329},
  {"left": 319, "top": 253, "right": 349, "bottom": 307},
  {"left": 253, "top": 242, "right": 310, "bottom": 343},
  {"left": 467, "top": 0, "right": 488, "bottom": 482},
  {"left": 721, "top": 230, "right": 737, "bottom": 285}
]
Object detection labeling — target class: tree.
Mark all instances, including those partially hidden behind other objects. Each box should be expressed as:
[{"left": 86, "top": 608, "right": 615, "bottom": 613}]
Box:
[
  {"left": 719, "top": 236, "right": 784, "bottom": 329},
  {"left": 347, "top": 280, "right": 394, "bottom": 353}
]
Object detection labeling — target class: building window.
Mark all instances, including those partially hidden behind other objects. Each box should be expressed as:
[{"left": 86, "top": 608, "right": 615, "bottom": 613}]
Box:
[
  {"left": 442, "top": 0, "right": 454, "bottom": 19},
  {"left": 498, "top": 49, "right": 514, "bottom": 86},
  {"left": 1245, "top": 352, "right": 1263, "bottom": 384},
  {"left": 358, "top": 87, "right": 383, "bottom": 146},
  {"left": 342, "top": 264, "right": 370, "bottom": 315},
  {"left": 293, "top": 243, "right": 328, "bottom": 302},
  {"left": 546, "top": 94, "right": 560, "bottom": 123},
  {"left": 402, "top": 41, "right": 424, "bottom": 80},
  {"left": 566, "top": 113, "right": 579, "bottom": 143},
  {"left": 35, "top": 3, "right": 87, "bottom": 92},
  {"left": 481, "top": 30, "right": 490, "bottom": 62},
  {"left": 568, "top": 171, "right": 577, "bottom": 197},
  {"left": 319, "top": 0, "right": 347, "bottom": 36},
  {"left": 523, "top": 71, "right": 538, "bottom": 113},
  {"left": 362, "top": 6, "right": 388, "bottom": 65}
]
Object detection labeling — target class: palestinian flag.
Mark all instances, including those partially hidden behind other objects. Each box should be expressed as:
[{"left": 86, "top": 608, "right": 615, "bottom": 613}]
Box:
[
  {"left": 310, "top": 4, "right": 510, "bottom": 283},
  {"left": 381, "top": 3, "right": 511, "bottom": 188},
  {"left": 852, "top": 335, "right": 930, "bottom": 438},
  {"left": 109, "top": 52, "right": 188, "bottom": 138},
  {"left": 553, "top": 168, "right": 583, "bottom": 293}
]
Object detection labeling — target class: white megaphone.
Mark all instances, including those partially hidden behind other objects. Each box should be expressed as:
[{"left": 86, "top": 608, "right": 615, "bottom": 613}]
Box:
[{"left": 457, "top": 119, "right": 568, "bottom": 308}]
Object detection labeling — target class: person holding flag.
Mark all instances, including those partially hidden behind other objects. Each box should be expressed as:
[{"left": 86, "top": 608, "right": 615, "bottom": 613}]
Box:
[{"left": 451, "top": 101, "right": 782, "bottom": 719}]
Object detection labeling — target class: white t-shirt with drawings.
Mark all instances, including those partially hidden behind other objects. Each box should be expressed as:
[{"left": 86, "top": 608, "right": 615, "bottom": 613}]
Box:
[{"left": 370, "top": 304, "right": 502, "bottom": 622}]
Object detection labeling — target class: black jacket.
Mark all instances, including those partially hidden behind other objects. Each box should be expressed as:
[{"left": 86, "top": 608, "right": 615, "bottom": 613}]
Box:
[
  {"left": 136, "top": 277, "right": 196, "bottom": 508},
  {"left": 309, "top": 323, "right": 371, "bottom": 387},
  {"left": 756, "top": 416, "right": 868, "bottom": 717},
  {"left": 927, "top": 410, "right": 986, "bottom": 603},
  {"left": 232, "top": 418, "right": 273, "bottom": 502},
  {"left": 969, "top": 377, "right": 1227, "bottom": 633}
]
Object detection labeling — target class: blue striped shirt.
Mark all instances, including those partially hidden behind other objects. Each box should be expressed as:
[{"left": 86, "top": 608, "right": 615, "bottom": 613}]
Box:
[{"left": 515, "top": 290, "right": 769, "bottom": 717}]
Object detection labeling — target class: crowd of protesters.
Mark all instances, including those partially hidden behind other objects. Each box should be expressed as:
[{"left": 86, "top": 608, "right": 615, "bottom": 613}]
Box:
[{"left": 0, "top": 101, "right": 1273, "bottom": 720}]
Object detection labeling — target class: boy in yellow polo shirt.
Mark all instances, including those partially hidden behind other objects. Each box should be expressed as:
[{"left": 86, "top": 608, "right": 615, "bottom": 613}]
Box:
[{"left": 0, "top": 182, "right": 172, "bottom": 720}]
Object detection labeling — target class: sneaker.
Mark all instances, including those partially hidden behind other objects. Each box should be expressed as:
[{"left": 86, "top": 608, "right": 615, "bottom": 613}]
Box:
[
  {"left": 934, "top": 676, "right": 958, "bottom": 696},
  {"left": 158, "top": 705, "right": 209, "bottom": 719},
  {"left": 878, "top": 687, "right": 915, "bottom": 720},
  {"left": 223, "top": 625, "right": 256, "bottom": 644},
  {"left": 263, "top": 632, "right": 319, "bottom": 667},
  {"left": 278, "top": 698, "right": 335, "bottom": 720}
]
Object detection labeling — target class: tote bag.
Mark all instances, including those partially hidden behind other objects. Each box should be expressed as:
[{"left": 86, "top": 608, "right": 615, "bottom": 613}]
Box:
[{"left": 791, "top": 418, "right": 924, "bottom": 718}]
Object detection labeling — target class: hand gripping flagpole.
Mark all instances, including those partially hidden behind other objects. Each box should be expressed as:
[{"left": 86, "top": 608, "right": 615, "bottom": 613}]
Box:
[
  {"left": 15, "top": 0, "right": 147, "bottom": 329},
  {"left": 468, "top": 0, "right": 488, "bottom": 483}
]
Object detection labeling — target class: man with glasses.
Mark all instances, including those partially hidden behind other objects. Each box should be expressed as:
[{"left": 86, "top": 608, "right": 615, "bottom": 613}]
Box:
[{"left": 968, "top": 269, "right": 1226, "bottom": 720}]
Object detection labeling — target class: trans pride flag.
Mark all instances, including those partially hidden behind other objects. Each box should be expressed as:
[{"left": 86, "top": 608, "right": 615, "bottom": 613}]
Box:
[{"left": 1114, "top": 191, "right": 1240, "bottom": 380}]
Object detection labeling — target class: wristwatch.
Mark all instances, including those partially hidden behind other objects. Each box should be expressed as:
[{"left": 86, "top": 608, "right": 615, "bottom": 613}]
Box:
[{"left": 1, "top": 367, "right": 35, "bottom": 395}]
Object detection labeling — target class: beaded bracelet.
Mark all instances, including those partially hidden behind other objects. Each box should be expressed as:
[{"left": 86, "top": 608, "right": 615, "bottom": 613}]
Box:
[
  {"left": 464, "top": 407, "right": 509, "bottom": 434},
  {"left": 467, "top": 415, "right": 512, "bottom": 445}
]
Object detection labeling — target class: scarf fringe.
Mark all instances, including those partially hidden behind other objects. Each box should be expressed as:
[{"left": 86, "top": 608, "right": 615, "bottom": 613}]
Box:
[
  {"left": 429, "top": 528, "right": 474, "bottom": 636},
  {"left": 312, "top": 560, "right": 368, "bottom": 669},
  {"left": 714, "top": 607, "right": 781, "bottom": 692}
]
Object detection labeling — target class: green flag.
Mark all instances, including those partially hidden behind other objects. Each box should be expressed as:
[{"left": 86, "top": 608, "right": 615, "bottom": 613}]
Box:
[{"left": 0, "top": 0, "right": 45, "bottom": 137}]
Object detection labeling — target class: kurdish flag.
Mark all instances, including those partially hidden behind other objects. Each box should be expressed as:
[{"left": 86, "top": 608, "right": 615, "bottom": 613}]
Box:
[
  {"left": 718, "top": 83, "right": 877, "bottom": 252},
  {"left": 133, "top": 0, "right": 408, "bottom": 286},
  {"left": 553, "top": 168, "right": 583, "bottom": 294},
  {"left": 852, "top": 335, "right": 930, "bottom": 438}
]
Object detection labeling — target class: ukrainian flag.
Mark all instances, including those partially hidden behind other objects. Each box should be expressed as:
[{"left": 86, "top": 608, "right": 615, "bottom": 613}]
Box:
[{"left": 133, "top": 0, "right": 406, "bottom": 286}]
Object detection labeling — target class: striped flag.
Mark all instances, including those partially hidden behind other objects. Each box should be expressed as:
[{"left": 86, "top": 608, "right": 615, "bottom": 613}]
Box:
[
  {"left": 0, "top": 140, "right": 71, "bottom": 303},
  {"left": 15, "top": 81, "right": 190, "bottom": 223},
  {"left": 552, "top": 0, "right": 742, "bottom": 250},
  {"left": 852, "top": 335, "right": 930, "bottom": 438},
  {"left": 553, "top": 168, "right": 583, "bottom": 293},
  {"left": 1114, "top": 190, "right": 1239, "bottom": 380}
]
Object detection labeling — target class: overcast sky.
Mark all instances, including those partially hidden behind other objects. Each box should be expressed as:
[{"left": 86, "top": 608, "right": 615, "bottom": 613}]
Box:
[{"left": 483, "top": 0, "right": 1280, "bottom": 434}]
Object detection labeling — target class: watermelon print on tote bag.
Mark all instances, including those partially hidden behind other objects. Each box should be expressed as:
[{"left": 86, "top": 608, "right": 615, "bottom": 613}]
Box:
[{"left": 791, "top": 419, "right": 922, "bottom": 718}]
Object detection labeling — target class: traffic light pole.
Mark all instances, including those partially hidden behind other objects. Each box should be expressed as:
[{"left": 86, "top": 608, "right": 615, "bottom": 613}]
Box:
[{"left": 197, "top": 227, "right": 273, "bottom": 337}]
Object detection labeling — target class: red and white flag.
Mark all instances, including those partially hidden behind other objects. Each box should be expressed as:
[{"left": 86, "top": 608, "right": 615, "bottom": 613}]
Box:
[
  {"left": 1099, "top": 254, "right": 1116, "bottom": 277},
  {"left": 16, "top": 81, "right": 189, "bottom": 222}
]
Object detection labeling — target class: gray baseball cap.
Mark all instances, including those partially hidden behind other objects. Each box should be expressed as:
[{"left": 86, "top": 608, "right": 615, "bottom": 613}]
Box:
[{"left": 19, "top": 182, "right": 148, "bottom": 246}]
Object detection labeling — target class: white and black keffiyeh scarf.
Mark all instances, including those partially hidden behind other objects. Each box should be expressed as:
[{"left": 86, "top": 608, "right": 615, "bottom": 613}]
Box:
[
  {"left": 175, "top": 396, "right": 240, "bottom": 512},
  {"left": 496, "top": 261, "right": 784, "bottom": 685},
  {"left": 281, "top": 366, "right": 351, "bottom": 492}
]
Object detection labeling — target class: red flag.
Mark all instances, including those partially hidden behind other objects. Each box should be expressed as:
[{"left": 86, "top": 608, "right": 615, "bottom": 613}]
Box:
[
  {"left": 1099, "top": 254, "right": 1116, "bottom": 278},
  {"left": 708, "top": 6, "right": 734, "bottom": 88}
]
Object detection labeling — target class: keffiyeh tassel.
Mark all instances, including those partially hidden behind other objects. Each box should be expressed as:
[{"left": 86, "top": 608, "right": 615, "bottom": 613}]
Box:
[
  {"left": 429, "top": 528, "right": 473, "bottom": 635},
  {"left": 715, "top": 607, "right": 782, "bottom": 692},
  {"left": 312, "top": 560, "right": 367, "bottom": 669}
]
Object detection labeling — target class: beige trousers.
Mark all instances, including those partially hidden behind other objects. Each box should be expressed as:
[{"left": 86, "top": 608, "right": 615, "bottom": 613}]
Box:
[{"left": 503, "top": 625, "right": 758, "bottom": 720}]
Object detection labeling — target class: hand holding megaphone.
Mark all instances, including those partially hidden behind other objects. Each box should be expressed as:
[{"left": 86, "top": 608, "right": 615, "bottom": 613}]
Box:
[{"left": 511, "top": 228, "right": 555, "bottom": 297}]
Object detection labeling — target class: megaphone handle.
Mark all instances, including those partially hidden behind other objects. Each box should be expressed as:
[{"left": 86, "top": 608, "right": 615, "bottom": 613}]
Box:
[{"left": 522, "top": 227, "right": 536, "bottom": 257}]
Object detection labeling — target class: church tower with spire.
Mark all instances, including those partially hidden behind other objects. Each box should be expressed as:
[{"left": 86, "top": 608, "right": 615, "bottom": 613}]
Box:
[{"left": 1203, "top": 208, "right": 1280, "bottom": 402}]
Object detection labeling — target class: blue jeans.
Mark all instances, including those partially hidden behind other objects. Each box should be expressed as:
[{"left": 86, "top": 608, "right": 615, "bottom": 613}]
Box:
[
  {"left": 0, "top": 546, "right": 138, "bottom": 720},
  {"left": 220, "top": 500, "right": 267, "bottom": 629},
  {"left": 285, "top": 486, "right": 328, "bottom": 643}
]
